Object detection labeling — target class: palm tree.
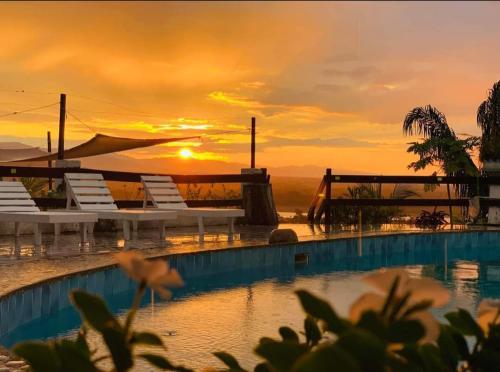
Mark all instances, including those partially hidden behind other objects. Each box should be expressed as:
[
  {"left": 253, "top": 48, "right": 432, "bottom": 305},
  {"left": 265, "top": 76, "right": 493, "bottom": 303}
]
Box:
[
  {"left": 477, "top": 80, "right": 500, "bottom": 162},
  {"left": 403, "top": 105, "right": 480, "bottom": 223},
  {"left": 21, "top": 177, "right": 47, "bottom": 197}
]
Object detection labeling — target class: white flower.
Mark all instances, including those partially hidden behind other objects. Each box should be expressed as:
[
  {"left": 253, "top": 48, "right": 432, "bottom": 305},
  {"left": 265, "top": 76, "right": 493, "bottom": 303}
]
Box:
[
  {"left": 115, "top": 251, "right": 183, "bottom": 298},
  {"left": 363, "top": 269, "right": 450, "bottom": 307},
  {"left": 349, "top": 269, "right": 450, "bottom": 344},
  {"left": 477, "top": 299, "right": 500, "bottom": 334}
]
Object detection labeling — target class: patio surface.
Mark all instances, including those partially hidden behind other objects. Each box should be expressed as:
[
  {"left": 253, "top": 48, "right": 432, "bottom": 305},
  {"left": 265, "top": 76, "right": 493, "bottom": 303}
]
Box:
[{"left": 0, "top": 223, "right": 486, "bottom": 297}]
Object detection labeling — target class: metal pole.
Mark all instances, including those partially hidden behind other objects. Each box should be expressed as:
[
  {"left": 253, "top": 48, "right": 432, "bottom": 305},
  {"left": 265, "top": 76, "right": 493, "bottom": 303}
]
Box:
[
  {"left": 47, "top": 131, "right": 52, "bottom": 191},
  {"left": 57, "top": 93, "right": 66, "bottom": 160},
  {"left": 251, "top": 117, "right": 256, "bottom": 168}
]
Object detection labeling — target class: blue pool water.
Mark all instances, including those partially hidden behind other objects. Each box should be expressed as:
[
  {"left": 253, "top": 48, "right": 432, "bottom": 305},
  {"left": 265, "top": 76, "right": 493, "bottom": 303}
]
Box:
[{"left": 2, "top": 231, "right": 500, "bottom": 369}]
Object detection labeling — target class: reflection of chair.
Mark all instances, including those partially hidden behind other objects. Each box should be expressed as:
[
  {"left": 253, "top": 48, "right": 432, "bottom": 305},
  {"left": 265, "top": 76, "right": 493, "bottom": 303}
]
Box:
[
  {"left": 0, "top": 181, "right": 98, "bottom": 246},
  {"left": 64, "top": 173, "right": 177, "bottom": 240},
  {"left": 141, "top": 175, "right": 244, "bottom": 242}
]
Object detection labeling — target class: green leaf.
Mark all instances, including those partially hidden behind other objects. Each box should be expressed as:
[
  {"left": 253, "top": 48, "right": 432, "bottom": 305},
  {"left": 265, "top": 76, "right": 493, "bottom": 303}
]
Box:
[
  {"left": 356, "top": 311, "right": 387, "bottom": 341},
  {"left": 139, "top": 354, "right": 193, "bottom": 372},
  {"left": 295, "top": 290, "right": 349, "bottom": 333},
  {"left": 381, "top": 276, "right": 400, "bottom": 317},
  {"left": 418, "top": 344, "right": 447, "bottom": 372},
  {"left": 475, "top": 349, "right": 500, "bottom": 372},
  {"left": 388, "top": 320, "right": 425, "bottom": 344},
  {"left": 130, "top": 332, "right": 165, "bottom": 349},
  {"left": 53, "top": 340, "right": 100, "bottom": 372},
  {"left": 279, "top": 327, "right": 299, "bottom": 343},
  {"left": 401, "top": 300, "right": 433, "bottom": 318},
  {"left": 213, "top": 351, "right": 245, "bottom": 371},
  {"left": 445, "top": 309, "right": 484, "bottom": 338},
  {"left": 13, "top": 341, "right": 60, "bottom": 372},
  {"left": 336, "top": 329, "right": 386, "bottom": 372},
  {"left": 254, "top": 363, "right": 272, "bottom": 372},
  {"left": 101, "top": 327, "right": 133, "bottom": 372},
  {"left": 437, "top": 325, "right": 462, "bottom": 369},
  {"left": 70, "top": 290, "right": 120, "bottom": 332},
  {"left": 385, "top": 352, "right": 421, "bottom": 372},
  {"left": 304, "top": 316, "right": 321, "bottom": 346},
  {"left": 292, "top": 344, "right": 361, "bottom": 372},
  {"left": 75, "top": 326, "right": 91, "bottom": 358},
  {"left": 255, "top": 340, "right": 307, "bottom": 371}
]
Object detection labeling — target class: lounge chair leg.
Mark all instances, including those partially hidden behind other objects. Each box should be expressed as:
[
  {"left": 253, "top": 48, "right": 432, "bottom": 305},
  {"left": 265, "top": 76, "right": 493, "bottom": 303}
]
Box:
[
  {"left": 14, "top": 222, "right": 21, "bottom": 237},
  {"left": 87, "top": 223, "right": 94, "bottom": 234},
  {"left": 228, "top": 217, "right": 235, "bottom": 241},
  {"left": 160, "top": 220, "right": 166, "bottom": 240},
  {"left": 33, "top": 223, "right": 42, "bottom": 246},
  {"left": 132, "top": 220, "right": 139, "bottom": 233},
  {"left": 123, "top": 220, "right": 131, "bottom": 241},
  {"left": 54, "top": 223, "right": 61, "bottom": 236},
  {"left": 79, "top": 222, "right": 88, "bottom": 243},
  {"left": 197, "top": 216, "right": 205, "bottom": 243}
]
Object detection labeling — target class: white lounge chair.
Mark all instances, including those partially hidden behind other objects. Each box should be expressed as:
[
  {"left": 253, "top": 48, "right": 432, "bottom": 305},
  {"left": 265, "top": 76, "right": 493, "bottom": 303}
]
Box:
[
  {"left": 64, "top": 173, "right": 177, "bottom": 240},
  {"left": 141, "top": 175, "right": 245, "bottom": 242},
  {"left": 0, "top": 181, "right": 98, "bottom": 246}
]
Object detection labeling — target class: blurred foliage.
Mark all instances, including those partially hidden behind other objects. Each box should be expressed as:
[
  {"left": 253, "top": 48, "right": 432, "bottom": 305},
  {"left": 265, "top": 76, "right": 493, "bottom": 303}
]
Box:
[
  {"left": 12, "top": 256, "right": 500, "bottom": 372},
  {"left": 331, "top": 183, "right": 418, "bottom": 226}
]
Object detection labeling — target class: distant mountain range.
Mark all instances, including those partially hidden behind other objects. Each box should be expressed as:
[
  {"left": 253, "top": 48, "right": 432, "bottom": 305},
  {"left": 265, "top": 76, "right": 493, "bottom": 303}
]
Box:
[
  {"left": 0, "top": 141, "right": 365, "bottom": 177},
  {"left": 80, "top": 153, "right": 365, "bottom": 178}
]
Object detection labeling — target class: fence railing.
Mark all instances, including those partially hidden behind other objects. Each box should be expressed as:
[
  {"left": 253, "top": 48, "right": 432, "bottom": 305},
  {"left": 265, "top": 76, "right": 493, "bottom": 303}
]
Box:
[
  {"left": 308, "top": 168, "right": 500, "bottom": 224},
  {"left": 0, "top": 165, "right": 269, "bottom": 209}
]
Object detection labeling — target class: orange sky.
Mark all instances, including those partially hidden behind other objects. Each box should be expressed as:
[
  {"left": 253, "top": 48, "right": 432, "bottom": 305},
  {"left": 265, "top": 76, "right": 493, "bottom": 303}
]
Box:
[{"left": 1, "top": 1, "right": 499, "bottom": 175}]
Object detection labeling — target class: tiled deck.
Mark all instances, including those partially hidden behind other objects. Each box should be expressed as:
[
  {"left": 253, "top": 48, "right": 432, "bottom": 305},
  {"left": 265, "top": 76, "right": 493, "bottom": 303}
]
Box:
[{"left": 0, "top": 223, "right": 489, "bottom": 297}]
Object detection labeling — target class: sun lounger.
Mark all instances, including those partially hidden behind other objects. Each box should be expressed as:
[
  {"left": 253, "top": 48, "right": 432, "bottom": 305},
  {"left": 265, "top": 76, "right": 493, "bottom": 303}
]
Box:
[
  {"left": 141, "top": 175, "right": 244, "bottom": 242},
  {"left": 64, "top": 173, "right": 177, "bottom": 240},
  {"left": 0, "top": 181, "right": 98, "bottom": 246}
]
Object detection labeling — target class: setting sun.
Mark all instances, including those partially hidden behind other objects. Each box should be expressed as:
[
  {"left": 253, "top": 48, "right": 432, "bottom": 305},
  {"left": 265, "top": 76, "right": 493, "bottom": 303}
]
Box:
[{"left": 179, "top": 148, "right": 193, "bottom": 159}]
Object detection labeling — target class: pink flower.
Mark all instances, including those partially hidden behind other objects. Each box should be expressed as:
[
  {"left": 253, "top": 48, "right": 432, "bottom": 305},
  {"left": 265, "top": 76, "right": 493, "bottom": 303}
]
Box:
[{"left": 115, "top": 252, "right": 183, "bottom": 298}]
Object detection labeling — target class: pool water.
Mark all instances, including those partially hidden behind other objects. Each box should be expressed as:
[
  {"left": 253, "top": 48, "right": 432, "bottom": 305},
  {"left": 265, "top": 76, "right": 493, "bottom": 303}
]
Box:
[{"left": 2, "top": 231, "right": 500, "bottom": 370}]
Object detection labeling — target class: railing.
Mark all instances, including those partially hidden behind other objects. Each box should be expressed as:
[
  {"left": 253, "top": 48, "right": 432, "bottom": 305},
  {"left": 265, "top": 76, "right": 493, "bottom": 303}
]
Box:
[
  {"left": 308, "top": 168, "right": 500, "bottom": 224},
  {"left": 0, "top": 165, "right": 269, "bottom": 209}
]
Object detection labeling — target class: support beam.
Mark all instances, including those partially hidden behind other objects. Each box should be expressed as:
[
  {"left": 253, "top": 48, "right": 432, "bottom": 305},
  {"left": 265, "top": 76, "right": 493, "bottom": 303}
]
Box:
[
  {"left": 47, "top": 131, "right": 52, "bottom": 191},
  {"left": 57, "top": 93, "right": 66, "bottom": 160},
  {"left": 251, "top": 117, "right": 256, "bottom": 168},
  {"left": 324, "top": 168, "right": 332, "bottom": 226}
]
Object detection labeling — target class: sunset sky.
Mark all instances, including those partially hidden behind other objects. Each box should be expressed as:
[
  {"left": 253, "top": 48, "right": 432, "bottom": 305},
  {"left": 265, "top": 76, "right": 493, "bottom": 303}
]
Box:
[{"left": 1, "top": 1, "right": 500, "bottom": 175}]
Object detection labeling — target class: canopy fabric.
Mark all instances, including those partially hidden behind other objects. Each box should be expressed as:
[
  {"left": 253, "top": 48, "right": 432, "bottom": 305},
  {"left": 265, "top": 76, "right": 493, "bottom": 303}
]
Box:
[
  {"left": 0, "top": 147, "right": 48, "bottom": 162},
  {"left": 6, "top": 134, "right": 200, "bottom": 162}
]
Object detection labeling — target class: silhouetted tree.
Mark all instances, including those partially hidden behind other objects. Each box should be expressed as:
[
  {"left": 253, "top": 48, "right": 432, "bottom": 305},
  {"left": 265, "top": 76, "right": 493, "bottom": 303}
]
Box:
[
  {"left": 403, "top": 105, "right": 480, "bottom": 222},
  {"left": 477, "top": 80, "right": 500, "bottom": 162}
]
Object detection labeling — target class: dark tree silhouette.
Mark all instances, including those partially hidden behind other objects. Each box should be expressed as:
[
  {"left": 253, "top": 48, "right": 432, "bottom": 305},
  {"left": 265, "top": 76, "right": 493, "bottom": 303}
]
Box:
[
  {"left": 403, "top": 105, "right": 480, "bottom": 223},
  {"left": 477, "top": 80, "right": 500, "bottom": 162}
]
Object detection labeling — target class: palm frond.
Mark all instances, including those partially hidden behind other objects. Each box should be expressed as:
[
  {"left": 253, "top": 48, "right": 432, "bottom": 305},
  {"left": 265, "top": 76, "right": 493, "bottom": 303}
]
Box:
[{"left": 403, "top": 105, "right": 454, "bottom": 139}]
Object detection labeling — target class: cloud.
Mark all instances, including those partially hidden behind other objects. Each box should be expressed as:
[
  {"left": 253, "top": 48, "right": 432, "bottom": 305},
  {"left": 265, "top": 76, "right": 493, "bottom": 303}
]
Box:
[{"left": 0, "top": 1, "right": 498, "bottom": 173}]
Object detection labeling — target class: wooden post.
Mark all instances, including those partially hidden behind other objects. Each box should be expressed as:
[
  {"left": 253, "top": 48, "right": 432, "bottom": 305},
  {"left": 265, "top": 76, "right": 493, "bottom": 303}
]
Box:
[
  {"left": 324, "top": 168, "right": 332, "bottom": 226},
  {"left": 47, "top": 131, "right": 52, "bottom": 191},
  {"left": 446, "top": 183, "right": 453, "bottom": 228},
  {"left": 251, "top": 117, "right": 256, "bottom": 168},
  {"left": 57, "top": 93, "right": 66, "bottom": 160}
]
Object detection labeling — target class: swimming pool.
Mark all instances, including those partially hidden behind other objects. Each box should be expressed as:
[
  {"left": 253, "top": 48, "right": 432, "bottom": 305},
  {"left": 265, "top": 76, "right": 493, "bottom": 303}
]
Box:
[{"left": 2, "top": 231, "right": 500, "bottom": 369}]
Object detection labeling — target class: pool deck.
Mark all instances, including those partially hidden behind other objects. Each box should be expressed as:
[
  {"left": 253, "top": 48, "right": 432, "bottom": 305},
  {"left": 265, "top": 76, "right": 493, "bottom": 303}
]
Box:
[{"left": 0, "top": 223, "right": 492, "bottom": 298}]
